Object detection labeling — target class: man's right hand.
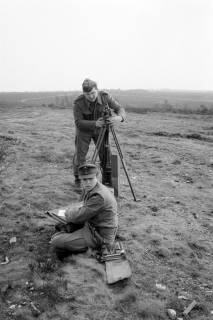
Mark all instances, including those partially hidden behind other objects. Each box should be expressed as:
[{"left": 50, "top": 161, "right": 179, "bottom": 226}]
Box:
[{"left": 95, "top": 117, "right": 105, "bottom": 128}]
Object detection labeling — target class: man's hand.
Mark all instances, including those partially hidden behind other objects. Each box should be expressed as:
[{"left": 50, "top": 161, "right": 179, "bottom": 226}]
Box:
[
  {"left": 108, "top": 115, "right": 123, "bottom": 125},
  {"left": 95, "top": 117, "right": 105, "bottom": 128}
]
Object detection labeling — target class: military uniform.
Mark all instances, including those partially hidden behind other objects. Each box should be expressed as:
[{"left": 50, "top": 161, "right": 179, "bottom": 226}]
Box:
[
  {"left": 73, "top": 90, "right": 126, "bottom": 180},
  {"left": 50, "top": 181, "right": 118, "bottom": 254}
]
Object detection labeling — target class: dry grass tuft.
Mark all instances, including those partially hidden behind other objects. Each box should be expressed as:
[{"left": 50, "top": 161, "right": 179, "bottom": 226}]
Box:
[
  {"left": 12, "top": 308, "right": 34, "bottom": 320},
  {"left": 0, "top": 143, "right": 8, "bottom": 162},
  {"left": 36, "top": 282, "right": 65, "bottom": 307},
  {"left": 114, "top": 289, "right": 137, "bottom": 313},
  {"left": 136, "top": 298, "right": 166, "bottom": 319},
  {"left": 32, "top": 149, "right": 72, "bottom": 165},
  {"left": 74, "top": 255, "right": 106, "bottom": 279}
]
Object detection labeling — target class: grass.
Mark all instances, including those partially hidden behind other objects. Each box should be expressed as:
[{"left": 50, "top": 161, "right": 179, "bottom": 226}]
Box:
[
  {"left": 0, "top": 135, "right": 17, "bottom": 162},
  {"left": 125, "top": 103, "right": 213, "bottom": 115},
  {"left": 136, "top": 298, "right": 166, "bottom": 319},
  {"left": 0, "top": 97, "right": 213, "bottom": 319}
]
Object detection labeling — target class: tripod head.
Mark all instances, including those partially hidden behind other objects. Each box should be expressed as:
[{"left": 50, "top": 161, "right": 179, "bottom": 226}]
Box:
[{"left": 102, "top": 105, "right": 112, "bottom": 124}]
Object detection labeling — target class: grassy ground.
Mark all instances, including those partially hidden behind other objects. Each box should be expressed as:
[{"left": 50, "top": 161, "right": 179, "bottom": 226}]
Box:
[{"left": 0, "top": 102, "right": 213, "bottom": 320}]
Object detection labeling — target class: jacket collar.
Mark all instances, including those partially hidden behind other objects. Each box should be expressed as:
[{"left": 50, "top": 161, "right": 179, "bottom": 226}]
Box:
[
  {"left": 96, "top": 92, "right": 103, "bottom": 105},
  {"left": 83, "top": 91, "right": 103, "bottom": 107},
  {"left": 88, "top": 181, "right": 100, "bottom": 194}
]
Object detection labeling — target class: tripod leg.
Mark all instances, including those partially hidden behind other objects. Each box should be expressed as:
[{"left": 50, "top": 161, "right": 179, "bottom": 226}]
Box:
[
  {"left": 110, "top": 126, "right": 137, "bottom": 201},
  {"left": 91, "top": 126, "right": 106, "bottom": 163},
  {"left": 91, "top": 125, "right": 112, "bottom": 186}
]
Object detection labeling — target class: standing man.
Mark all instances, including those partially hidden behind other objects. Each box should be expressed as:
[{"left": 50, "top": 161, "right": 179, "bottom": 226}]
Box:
[
  {"left": 73, "top": 78, "right": 126, "bottom": 189},
  {"left": 50, "top": 163, "right": 118, "bottom": 260}
]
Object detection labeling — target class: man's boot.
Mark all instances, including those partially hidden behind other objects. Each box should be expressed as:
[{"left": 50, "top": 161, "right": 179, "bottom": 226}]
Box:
[{"left": 55, "top": 248, "right": 70, "bottom": 261}]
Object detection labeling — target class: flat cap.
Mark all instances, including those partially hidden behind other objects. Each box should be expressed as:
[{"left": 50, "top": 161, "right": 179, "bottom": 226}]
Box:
[
  {"left": 78, "top": 163, "right": 98, "bottom": 178},
  {"left": 82, "top": 78, "right": 97, "bottom": 93}
]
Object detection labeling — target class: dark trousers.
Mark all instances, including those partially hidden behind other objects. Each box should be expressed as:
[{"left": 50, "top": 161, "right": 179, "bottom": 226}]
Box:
[
  {"left": 73, "top": 131, "right": 111, "bottom": 182},
  {"left": 50, "top": 222, "right": 117, "bottom": 260},
  {"left": 51, "top": 223, "right": 101, "bottom": 253}
]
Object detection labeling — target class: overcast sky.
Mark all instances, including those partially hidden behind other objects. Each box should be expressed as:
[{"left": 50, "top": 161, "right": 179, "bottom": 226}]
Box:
[{"left": 0, "top": 0, "right": 213, "bottom": 91}]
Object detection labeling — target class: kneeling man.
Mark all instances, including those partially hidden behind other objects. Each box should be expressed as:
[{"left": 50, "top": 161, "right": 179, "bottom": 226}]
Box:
[{"left": 50, "top": 164, "right": 118, "bottom": 259}]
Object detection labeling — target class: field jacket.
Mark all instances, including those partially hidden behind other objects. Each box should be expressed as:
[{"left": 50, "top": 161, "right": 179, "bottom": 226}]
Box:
[
  {"left": 65, "top": 182, "right": 118, "bottom": 243},
  {"left": 73, "top": 90, "right": 126, "bottom": 135}
]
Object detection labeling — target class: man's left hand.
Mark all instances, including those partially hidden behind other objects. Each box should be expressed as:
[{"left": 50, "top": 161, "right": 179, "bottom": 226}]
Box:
[{"left": 108, "top": 115, "right": 123, "bottom": 125}]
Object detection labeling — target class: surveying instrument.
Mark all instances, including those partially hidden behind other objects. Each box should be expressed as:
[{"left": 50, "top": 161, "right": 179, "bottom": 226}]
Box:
[{"left": 91, "top": 105, "right": 137, "bottom": 201}]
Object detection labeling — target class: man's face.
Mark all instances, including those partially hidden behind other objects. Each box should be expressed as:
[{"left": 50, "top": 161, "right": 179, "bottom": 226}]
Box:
[
  {"left": 80, "top": 176, "right": 97, "bottom": 192},
  {"left": 83, "top": 88, "right": 98, "bottom": 102}
]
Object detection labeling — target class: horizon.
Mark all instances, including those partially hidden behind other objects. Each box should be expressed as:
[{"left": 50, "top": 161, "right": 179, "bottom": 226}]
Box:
[{"left": 1, "top": 88, "right": 213, "bottom": 94}]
